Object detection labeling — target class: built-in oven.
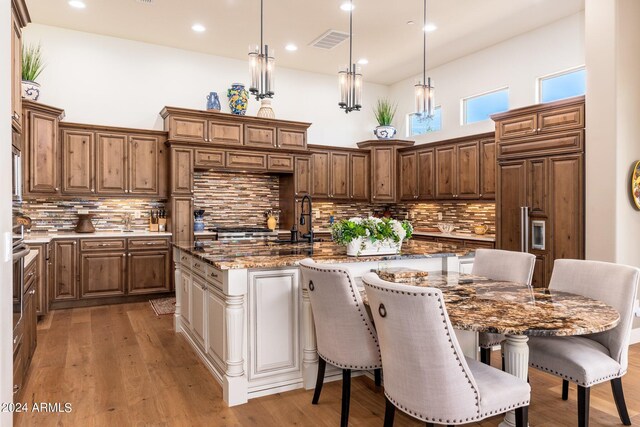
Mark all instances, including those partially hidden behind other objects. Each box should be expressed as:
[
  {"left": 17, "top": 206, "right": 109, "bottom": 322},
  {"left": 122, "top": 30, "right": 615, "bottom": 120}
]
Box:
[
  {"left": 12, "top": 146, "right": 22, "bottom": 202},
  {"left": 13, "top": 224, "right": 28, "bottom": 343}
]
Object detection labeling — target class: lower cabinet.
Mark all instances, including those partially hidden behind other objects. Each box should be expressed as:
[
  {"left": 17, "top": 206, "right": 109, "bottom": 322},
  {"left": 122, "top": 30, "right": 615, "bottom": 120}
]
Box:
[
  {"left": 180, "top": 270, "right": 192, "bottom": 327},
  {"left": 190, "top": 275, "right": 207, "bottom": 345},
  {"left": 206, "top": 287, "right": 226, "bottom": 369},
  {"left": 52, "top": 240, "right": 79, "bottom": 301},
  {"left": 80, "top": 252, "right": 127, "bottom": 298},
  {"left": 128, "top": 251, "right": 171, "bottom": 294}
]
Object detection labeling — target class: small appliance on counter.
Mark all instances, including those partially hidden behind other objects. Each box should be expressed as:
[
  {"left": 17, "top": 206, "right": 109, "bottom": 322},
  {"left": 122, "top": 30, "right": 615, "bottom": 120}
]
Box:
[
  {"left": 473, "top": 224, "right": 489, "bottom": 235},
  {"left": 149, "top": 209, "right": 167, "bottom": 232},
  {"left": 194, "top": 210, "right": 205, "bottom": 232},
  {"left": 75, "top": 214, "right": 96, "bottom": 233}
]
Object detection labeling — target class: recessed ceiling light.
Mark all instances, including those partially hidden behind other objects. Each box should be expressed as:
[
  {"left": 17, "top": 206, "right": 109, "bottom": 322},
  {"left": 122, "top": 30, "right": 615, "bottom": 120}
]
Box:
[
  {"left": 423, "top": 23, "right": 437, "bottom": 32},
  {"left": 285, "top": 43, "right": 298, "bottom": 52},
  {"left": 406, "top": 20, "right": 415, "bottom": 25},
  {"left": 340, "top": 3, "right": 354, "bottom": 11},
  {"left": 191, "top": 24, "right": 206, "bottom": 33},
  {"left": 68, "top": 0, "right": 86, "bottom": 9},
  {"left": 357, "top": 58, "right": 368, "bottom": 65}
]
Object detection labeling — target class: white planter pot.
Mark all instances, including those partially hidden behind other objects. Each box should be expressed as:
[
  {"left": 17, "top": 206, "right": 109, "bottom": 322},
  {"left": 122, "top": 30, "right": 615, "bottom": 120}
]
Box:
[
  {"left": 346, "top": 237, "right": 402, "bottom": 257},
  {"left": 374, "top": 125, "right": 397, "bottom": 140},
  {"left": 21, "top": 80, "right": 41, "bottom": 101}
]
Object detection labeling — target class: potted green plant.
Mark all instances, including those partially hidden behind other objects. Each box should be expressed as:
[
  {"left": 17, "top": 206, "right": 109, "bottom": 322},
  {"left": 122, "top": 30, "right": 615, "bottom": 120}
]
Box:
[
  {"left": 331, "top": 216, "right": 413, "bottom": 256},
  {"left": 373, "top": 98, "right": 397, "bottom": 139},
  {"left": 22, "top": 44, "right": 45, "bottom": 101}
]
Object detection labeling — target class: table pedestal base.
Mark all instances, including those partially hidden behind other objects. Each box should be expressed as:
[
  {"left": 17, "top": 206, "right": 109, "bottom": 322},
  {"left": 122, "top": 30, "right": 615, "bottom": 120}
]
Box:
[{"left": 499, "top": 334, "right": 529, "bottom": 427}]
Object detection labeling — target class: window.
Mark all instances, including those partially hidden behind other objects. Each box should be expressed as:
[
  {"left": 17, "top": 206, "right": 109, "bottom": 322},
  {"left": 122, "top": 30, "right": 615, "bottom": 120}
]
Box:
[
  {"left": 538, "top": 67, "right": 586, "bottom": 103},
  {"left": 462, "top": 88, "right": 509, "bottom": 124},
  {"left": 408, "top": 107, "right": 442, "bottom": 136}
]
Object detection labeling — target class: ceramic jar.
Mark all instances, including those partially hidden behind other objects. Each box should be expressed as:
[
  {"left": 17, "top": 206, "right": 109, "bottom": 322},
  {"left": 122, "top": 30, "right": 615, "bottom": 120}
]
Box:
[
  {"left": 193, "top": 210, "right": 205, "bottom": 232},
  {"left": 267, "top": 215, "right": 277, "bottom": 231},
  {"left": 257, "top": 99, "right": 275, "bottom": 118},
  {"left": 206, "top": 92, "right": 221, "bottom": 111},
  {"left": 21, "top": 81, "right": 41, "bottom": 101},
  {"left": 227, "top": 83, "right": 249, "bottom": 115},
  {"left": 374, "top": 125, "right": 397, "bottom": 140}
]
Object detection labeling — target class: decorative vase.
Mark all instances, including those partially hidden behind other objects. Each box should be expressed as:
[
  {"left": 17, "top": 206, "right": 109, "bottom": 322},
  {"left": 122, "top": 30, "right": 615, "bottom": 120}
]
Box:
[
  {"left": 193, "top": 210, "right": 205, "bottom": 232},
  {"left": 75, "top": 214, "right": 96, "bottom": 233},
  {"left": 21, "top": 80, "right": 41, "bottom": 101},
  {"left": 266, "top": 215, "right": 277, "bottom": 231},
  {"left": 257, "top": 99, "right": 275, "bottom": 118},
  {"left": 206, "top": 92, "right": 221, "bottom": 111},
  {"left": 227, "top": 83, "right": 249, "bottom": 115},
  {"left": 374, "top": 125, "right": 397, "bottom": 140},
  {"left": 346, "top": 238, "right": 402, "bottom": 257}
]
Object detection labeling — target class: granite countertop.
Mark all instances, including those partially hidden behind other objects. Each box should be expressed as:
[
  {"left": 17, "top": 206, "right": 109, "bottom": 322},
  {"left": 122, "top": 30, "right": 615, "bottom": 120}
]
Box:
[
  {"left": 312, "top": 229, "right": 496, "bottom": 243},
  {"left": 360, "top": 271, "right": 620, "bottom": 337},
  {"left": 24, "top": 230, "right": 172, "bottom": 244},
  {"left": 173, "top": 239, "right": 472, "bottom": 270}
]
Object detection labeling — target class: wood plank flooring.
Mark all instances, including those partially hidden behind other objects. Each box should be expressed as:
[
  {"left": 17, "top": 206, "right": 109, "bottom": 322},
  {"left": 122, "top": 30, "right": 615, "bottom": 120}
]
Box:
[{"left": 15, "top": 302, "right": 640, "bottom": 426}]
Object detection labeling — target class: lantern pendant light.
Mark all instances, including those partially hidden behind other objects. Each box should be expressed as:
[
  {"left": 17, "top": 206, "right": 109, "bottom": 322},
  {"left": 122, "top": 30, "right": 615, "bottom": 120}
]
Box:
[
  {"left": 249, "top": 0, "right": 275, "bottom": 100},
  {"left": 415, "top": 0, "right": 435, "bottom": 117},
  {"left": 338, "top": 0, "right": 362, "bottom": 113}
]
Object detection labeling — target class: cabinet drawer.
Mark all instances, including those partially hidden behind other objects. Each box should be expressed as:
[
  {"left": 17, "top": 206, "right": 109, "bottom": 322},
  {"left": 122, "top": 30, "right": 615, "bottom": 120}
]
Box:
[
  {"left": 497, "top": 131, "right": 583, "bottom": 159},
  {"left": 128, "top": 238, "right": 169, "bottom": 251},
  {"left": 209, "top": 121, "right": 242, "bottom": 145},
  {"left": 244, "top": 125, "right": 276, "bottom": 148},
  {"left": 496, "top": 113, "right": 537, "bottom": 140},
  {"left": 277, "top": 128, "right": 307, "bottom": 149},
  {"left": 168, "top": 116, "right": 207, "bottom": 142},
  {"left": 268, "top": 154, "right": 294, "bottom": 172},
  {"left": 80, "top": 239, "right": 127, "bottom": 252},
  {"left": 465, "top": 240, "right": 495, "bottom": 249},
  {"left": 538, "top": 104, "right": 584, "bottom": 134},
  {"left": 178, "top": 251, "right": 192, "bottom": 269},
  {"left": 24, "top": 261, "right": 37, "bottom": 293},
  {"left": 194, "top": 149, "right": 225, "bottom": 169},
  {"left": 226, "top": 151, "right": 267, "bottom": 170},
  {"left": 192, "top": 258, "right": 207, "bottom": 277},
  {"left": 206, "top": 266, "right": 223, "bottom": 288}
]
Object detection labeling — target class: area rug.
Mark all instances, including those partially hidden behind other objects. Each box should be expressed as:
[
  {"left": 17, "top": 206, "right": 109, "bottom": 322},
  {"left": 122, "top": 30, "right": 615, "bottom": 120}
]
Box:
[{"left": 150, "top": 297, "right": 176, "bottom": 316}]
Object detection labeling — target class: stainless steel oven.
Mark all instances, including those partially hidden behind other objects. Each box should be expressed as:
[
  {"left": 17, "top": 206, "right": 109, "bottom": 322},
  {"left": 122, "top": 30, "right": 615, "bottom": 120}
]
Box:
[
  {"left": 13, "top": 239, "right": 29, "bottom": 338},
  {"left": 12, "top": 146, "right": 22, "bottom": 202}
]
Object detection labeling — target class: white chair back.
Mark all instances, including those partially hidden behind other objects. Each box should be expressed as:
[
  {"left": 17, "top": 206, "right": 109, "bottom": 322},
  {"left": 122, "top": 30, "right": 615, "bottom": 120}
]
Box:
[
  {"left": 299, "top": 259, "right": 381, "bottom": 370},
  {"left": 472, "top": 249, "right": 536, "bottom": 285}
]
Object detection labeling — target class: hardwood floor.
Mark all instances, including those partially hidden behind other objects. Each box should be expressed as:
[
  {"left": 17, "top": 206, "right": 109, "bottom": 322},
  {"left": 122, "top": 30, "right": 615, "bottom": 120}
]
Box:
[{"left": 15, "top": 302, "right": 640, "bottom": 426}]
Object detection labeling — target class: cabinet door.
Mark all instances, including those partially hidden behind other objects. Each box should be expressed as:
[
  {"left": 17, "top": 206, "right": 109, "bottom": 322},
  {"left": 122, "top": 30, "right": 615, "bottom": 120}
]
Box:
[
  {"left": 277, "top": 128, "right": 307, "bottom": 150},
  {"left": 399, "top": 152, "right": 418, "bottom": 201},
  {"left": 128, "top": 251, "right": 170, "bottom": 294},
  {"left": 24, "top": 283, "right": 37, "bottom": 364},
  {"left": 129, "top": 135, "right": 159, "bottom": 195},
  {"left": 168, "top": 116, "right": 207, "bottom": 143},
  {"left": 27, "top": 112, "right": 60, "bottom": 194},
  {"left": 371, "top": 147, "right": 396, "bottom": 202},
  {"left": 226, "top": 151, "right": 267, "bottom": 170},
  {"left": 209, "top": 120, "right": 242, "bottom": 145},
  {"left": 96, "top": 133, "right": 128, "bottom": 194},
  {"left": 52, "top": 240, "right": 78, "bottom": 301},
  {"left": 330, "top": 152, "right": 349, "bottom": 199},
  {"left": 311, "top": 151, "right": 330, "bottom": 198},
  {"left": 527, "top": 158, "right": 548, "bottom": 217},
  {"left": 350, "top": 153, "right": 369, "bottom": 201},
  {"left": 496, "top": 161, "right": 526, "bottom": 252},
  {"left": 268, "top": 155, "right": 294, "bottom": 172},
  {"left": 30, "top": 243, "right": 49, "bottom": 317},
  {"left": 244, "top": 125, "right": 276, "bottom": 148},
  {"left": 457, "top": 141, "right": 480, "bottom": 199},
  {"left": 479, "top": 139, "right": 496, "bottom": 200},
  {"left": 495, "top": 113, "right": 537, "bottom": 141},
  {"left": 180, "top": 271, "right": 192, "bottom": 326},
  {"left": 417, "top": 149, "right": 435, "bottom": 200},
  {"left": 11, "top": 12, "right": 22, "bottom": 133},
  {"left": 190, "top": 277, "right": 206, "bottom": 346},
  {"left": 62, "top": 129, "right": 94, "bottom": 195},
  {"left": 194, "top": 149, "right": 225, "bottom": 169},
  {"left": 538, "top": 104, "right": 584, "bottom": 134},
  {"left": 206, "top": 287, "right": 226, "bottom": 368},
  {"left": 170, "top": 147, "right": 193, "bottom": 194},
  {"left": 549, "top": 154, "right": 584, "bottom": 261},
  {"left": 294, "top": 157, "right": 311, "bottom": 196},
  {"left": 80, "top": 252, "right": 126, "bottom": 298},
  {"left": 435, "top": 145, "right": 456, "bottom": 199},
  {"left": 171, "top": 197, "right": 194, "bottom": 245}
]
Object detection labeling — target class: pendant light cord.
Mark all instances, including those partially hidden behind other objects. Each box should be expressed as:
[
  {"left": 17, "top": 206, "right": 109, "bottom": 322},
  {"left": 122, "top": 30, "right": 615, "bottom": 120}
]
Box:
[
  {"left": 349, "top": 0, "right": 353, "bottom": 68},
  {"left": 260, "top": 0, "right": 264, "bottom": 55},
  {"left": 423, "top": 0, "right": 426, "bottom": 85}
]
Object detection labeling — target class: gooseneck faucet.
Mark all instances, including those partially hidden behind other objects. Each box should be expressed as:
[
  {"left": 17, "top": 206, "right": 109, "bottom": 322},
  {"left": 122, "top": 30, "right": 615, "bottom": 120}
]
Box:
[{"left": 299, "top": 195, "right": 314, "bottom": 244}]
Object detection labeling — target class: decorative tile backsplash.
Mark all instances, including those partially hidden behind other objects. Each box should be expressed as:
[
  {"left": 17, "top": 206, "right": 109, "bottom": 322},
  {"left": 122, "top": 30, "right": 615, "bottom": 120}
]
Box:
[
  {"left": 193, "top": 171, "right": 280, "bottom": 229},
  {"left": 20, "top": 199, "right": 166, "bottom": 232}
]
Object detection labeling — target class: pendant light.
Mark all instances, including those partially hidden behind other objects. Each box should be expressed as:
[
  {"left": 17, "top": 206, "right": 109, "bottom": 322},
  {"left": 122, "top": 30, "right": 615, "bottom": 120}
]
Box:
[
  {"left": 249, "top": 0, "right": 275, "bottom": 100},
  {"left": 415, "top": 0, "right": 435, "bottom": 117},
  {"left": 338, "top": 0, "right": 362, "bottom": 113}
]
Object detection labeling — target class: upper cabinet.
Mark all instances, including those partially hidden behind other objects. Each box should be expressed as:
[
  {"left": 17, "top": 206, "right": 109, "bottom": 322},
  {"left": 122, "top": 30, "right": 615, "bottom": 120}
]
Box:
[
  {"left": 62, "top": 129, "right": 94, "bottom": 195},
  {"left": 357, "top": 140, "right": 415, "bottom": 203},
  {"left": 479, "top": 139, "right": 496, "bottom": 200},
  {"left": 11, "top": 0, "right": 30, "bottom": 134},
  {"left": 309, "top": 148, "right": 369, "bottom": 201},
  {"left": 96, "top": 132, "right": 128, "bottom": 194},
  {"left": 349, "top": 152, "right": 369, "bottom": 201},
  {"left": 161, "top": 107, "right": 310, "bottom": 151},
  {"left": 399, "top": 148, "right": 435, "bottom": 201}
]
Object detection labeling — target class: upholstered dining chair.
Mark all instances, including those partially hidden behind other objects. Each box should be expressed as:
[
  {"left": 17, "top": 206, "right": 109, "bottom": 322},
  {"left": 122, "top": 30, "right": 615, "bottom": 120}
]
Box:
[
  {"left": 299, "top": 259, "right": 382, "bottom": 427},
  {"left": 528, "top": 259, "right": 640, "bottom": 427},
  {"left": 472, "top": 249, "right": 536, "bottom": 365},
  {"left": 362, "top": 272, "right": 530, "bottom": 427}
]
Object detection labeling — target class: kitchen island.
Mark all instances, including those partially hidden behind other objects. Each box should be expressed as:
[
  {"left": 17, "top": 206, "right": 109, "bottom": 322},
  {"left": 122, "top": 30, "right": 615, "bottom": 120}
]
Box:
[{"left": 172, "top": 240, "right": 472, "bottom": 406}]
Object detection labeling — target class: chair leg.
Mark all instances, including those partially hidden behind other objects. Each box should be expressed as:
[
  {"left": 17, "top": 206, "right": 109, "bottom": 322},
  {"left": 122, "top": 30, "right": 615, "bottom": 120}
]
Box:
[
  {"left": 312, "top": 357, "right": 326, "bottom": 405},
  {"left": 383, "top": 396, "right": 395, "bottom": 427},
  {"left": 480, "top": 347, "right": 491, "bottom": 365},
  {"left": 577, "top": 385, "right": 590, "bottom": 427},
  {"left": 515, "top": 406, "right": 528, "bottom": 427},
  {"left": 562, "top": 379, "right": 569, "bottom": 400},
  {"left": 425, "top": 424, "right": 435, "bottom": 427},
  {"left": 374, "top": 368, "right": 382, "bottom": 387},
  {"left": 341, "top": 369, "right": 351, "bottom": 427},
  {"left": 611, "top": 378, "right": 632, "bottom": 426}
]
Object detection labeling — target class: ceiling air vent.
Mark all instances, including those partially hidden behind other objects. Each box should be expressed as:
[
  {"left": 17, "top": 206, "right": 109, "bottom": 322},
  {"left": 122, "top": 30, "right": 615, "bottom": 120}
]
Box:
[
  {"left": 309, "top": 30, "right": 350, "bottom": 50},
  {"left": 136, "top": 0, "right": 154, "bottom": 4}
]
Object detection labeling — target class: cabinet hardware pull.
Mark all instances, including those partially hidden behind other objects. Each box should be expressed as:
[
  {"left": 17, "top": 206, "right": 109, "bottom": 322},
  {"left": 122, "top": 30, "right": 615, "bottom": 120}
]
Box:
[
  {"left": 27, "top": 272, "right": 35, "bottom": 277},
  {"left": 30, "top": 289, "right": 36, "bottom": 295},
  {"left": 13, "top": 385, "right": 20, "bottom": 394},
  {"left": 181, "top": 256, "right": 187, "bottom": 261},
  {"left": 73, "top": 242, "right": 77, "bottom": 245},
  {"left": 91, "top": 188, "right": 95, "bottom": 192},
  {"left": 128, "top": 253, "right": 131, "bottom": 257},
  {"left": 13, "top": 336, "right": 17, "bottom": 344},
  {"left": 55, "top": 187, "right": 59, "bottom": 191},
  {"left": 122, "top": 254, "right": 126, "bottom": 257}
]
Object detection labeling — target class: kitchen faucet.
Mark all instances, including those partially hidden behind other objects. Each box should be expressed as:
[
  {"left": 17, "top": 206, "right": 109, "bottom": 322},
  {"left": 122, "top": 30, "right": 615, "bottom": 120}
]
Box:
[{"left": 299, "top": 195, "right": 314, "bottom": 244}]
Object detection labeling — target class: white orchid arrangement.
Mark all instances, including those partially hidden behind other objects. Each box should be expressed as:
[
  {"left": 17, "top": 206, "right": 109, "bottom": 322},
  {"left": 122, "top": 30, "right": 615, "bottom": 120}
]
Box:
[{"left": 331, "top": 216, "right": 413, "bottom": 246}]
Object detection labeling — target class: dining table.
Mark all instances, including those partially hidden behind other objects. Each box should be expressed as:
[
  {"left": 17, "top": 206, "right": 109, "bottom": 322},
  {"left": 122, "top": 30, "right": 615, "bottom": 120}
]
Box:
[{"left": 359, "top": 269, "right": 621, "bottom": 427}]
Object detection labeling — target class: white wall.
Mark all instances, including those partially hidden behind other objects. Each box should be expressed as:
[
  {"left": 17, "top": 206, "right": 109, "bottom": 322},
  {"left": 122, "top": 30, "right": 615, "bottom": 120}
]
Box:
[
  {"left": 389, "top": 13, "right": 585, "bottom": 144},
  {"left": 1, "top": 0, "right": 14, "bottom": 425},
  {"left": 23, "top": 24, "right": 389, "bottom": 148}
]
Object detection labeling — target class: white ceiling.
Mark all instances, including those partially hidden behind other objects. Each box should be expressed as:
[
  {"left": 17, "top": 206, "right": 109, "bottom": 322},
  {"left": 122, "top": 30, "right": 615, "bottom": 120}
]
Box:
[{"left": 25, "top": 0, "right": 585, "bottom": 85}]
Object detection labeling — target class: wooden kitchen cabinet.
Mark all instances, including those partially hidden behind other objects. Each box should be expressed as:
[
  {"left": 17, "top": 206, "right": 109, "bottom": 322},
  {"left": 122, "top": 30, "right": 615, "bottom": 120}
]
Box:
[
  {"left": 330, "top": 152, "right": 349, "bottom": 199},
  {"left": 226, "top": 151, "right": 268, "bottom": 170},
  {"left": 209, "top": 120, "right": 243, "bottom": 145},
  {"left": 62, "top": 129, "right": 95, "bottom": 195},
  {"left": 268, "top": 154, "right": 294, "bottom": 172},
  {"left": 166, "top": 115, "right": 208, "bottom": 143},
  {"left": 11, "top": 0, "right": 28, "bottom": 134},
  {"left": 435, "top": 145, "right": 456, "bottom": 199},
  {"left": 417, "top": 149, "right": 435, "bottom": 200},
  {"left": 310, "top": 149, "right": 362, "bottom": 200},
  {"left": 27, "top": 243, "right": 50, "bottom": 317},
  {"left": 244, "top": 125, "right": 276, "bottom": 148},
  {"left": 129, "top": 135, "right": 160, "bottom": 195},
  {"left": 479, "top": 139, "right": 496, "bottom": 200},
  {"left": 495, "top": 101, "right": 584, "bottom": 141},
  {"left": 80, "top": 252, "right": 127, "bottom": 298},
  {"left": 96, "top": 132, "right": 128, "bottom": 194},
  {"left": 190, "top": 276, "right": 207, "bottom": 346},
  {"left": 52, "top": 240, "right": 78, "bottom": 301},
  {"left": 370, "top": 146, "right": 396, "bottom": 202},
  {"left": 171, "top": 196, "right": 194, "bottom": 245},
  {"left": 194, "top": 149, "right": 225, "bottom": 169},
  {"left": 171, "top": 147, "right": 194, "bottom": 194},
  {"left": 350, "top": 152, "right": 369, "bottom": 201},
  {"left": 278, "top": 128, "right": 307, "bottom": 150},
  {"left": 311, "top": 151, "right": 330, "bottom": 198},
  {"left": 399, "top": 152, "right": 418, "bottom": 201},
  {"left": 456, "top": 141, "right": 480, "bottom": 199},
  {"left": 128, "top": 251, "right": 171, "bottom": 294},
  {"left": 294, "top": 156, "right": 311, "bottom": 196}
]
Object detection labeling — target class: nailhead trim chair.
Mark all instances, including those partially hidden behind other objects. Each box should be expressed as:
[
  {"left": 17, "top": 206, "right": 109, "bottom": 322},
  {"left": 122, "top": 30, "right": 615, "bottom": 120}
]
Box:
[
  {"left": 471, "top": 249, "right": 536, "bottom": 366},
  {"left": 299, "top": 259, "right": 382, "bottom": 427},
  {"left": 528, "top": 259, "right": 640, "bottom": 427},
  {"left": 362, "top": 272, "right": 530, "bottom": 426}
]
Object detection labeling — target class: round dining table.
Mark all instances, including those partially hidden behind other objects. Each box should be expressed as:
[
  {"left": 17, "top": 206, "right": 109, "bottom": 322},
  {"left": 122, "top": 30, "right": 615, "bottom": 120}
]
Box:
[{"left": 361, "top": 270, "right": 621, "bottom": 427}]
